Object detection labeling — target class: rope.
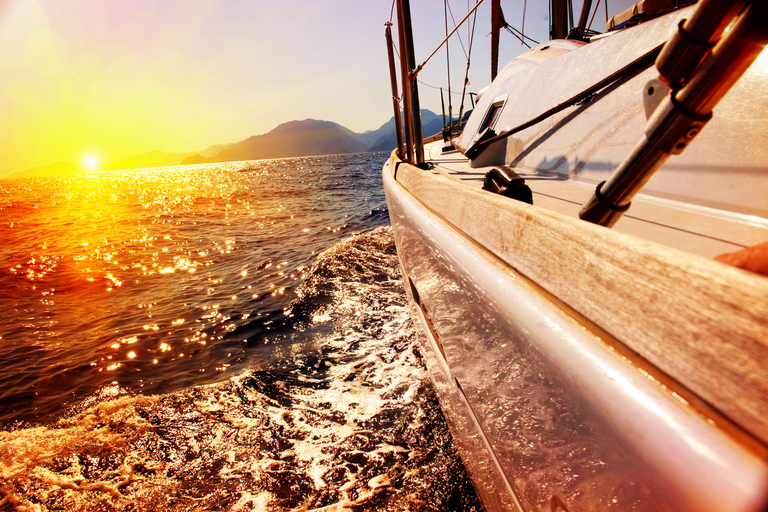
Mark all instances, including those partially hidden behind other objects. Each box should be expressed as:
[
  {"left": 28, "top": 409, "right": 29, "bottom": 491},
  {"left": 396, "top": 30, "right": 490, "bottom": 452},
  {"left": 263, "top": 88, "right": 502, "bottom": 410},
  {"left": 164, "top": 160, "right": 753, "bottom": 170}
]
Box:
[
  {"left": 418, "top": 79, "right": 472, "bottom": 95},
  {"left": 389, "top": 0, "right": 396, "bottom": 24}
]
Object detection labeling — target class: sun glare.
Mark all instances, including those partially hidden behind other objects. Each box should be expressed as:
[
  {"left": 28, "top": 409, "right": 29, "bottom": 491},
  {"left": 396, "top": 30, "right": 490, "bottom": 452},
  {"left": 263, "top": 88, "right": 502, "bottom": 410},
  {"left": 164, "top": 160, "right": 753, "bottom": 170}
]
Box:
[{"left": 83, "top": 155, "right": 100, "bottom": 171}]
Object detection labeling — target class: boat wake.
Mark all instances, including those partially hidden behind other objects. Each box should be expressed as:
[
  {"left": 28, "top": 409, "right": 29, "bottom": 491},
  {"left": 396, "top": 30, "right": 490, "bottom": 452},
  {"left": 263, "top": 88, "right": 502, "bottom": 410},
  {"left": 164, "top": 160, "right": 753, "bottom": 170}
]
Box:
[{"left": 0, "top": 227, "right": 481, "bottom": 511}]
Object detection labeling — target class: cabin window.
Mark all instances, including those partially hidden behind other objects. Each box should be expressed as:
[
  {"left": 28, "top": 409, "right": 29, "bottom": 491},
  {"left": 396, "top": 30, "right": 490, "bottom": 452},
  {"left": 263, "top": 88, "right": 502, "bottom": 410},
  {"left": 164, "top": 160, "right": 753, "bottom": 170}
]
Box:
[{"left": 479, "top": 98, "right": 506, "bottom": 134}]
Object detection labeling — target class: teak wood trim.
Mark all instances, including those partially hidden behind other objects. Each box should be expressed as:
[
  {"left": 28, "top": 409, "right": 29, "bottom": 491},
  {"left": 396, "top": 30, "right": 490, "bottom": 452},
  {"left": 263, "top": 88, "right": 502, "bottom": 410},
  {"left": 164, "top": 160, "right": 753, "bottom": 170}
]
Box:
[{"left": 391, "top": 155, "right": 768, "bottom": 446}]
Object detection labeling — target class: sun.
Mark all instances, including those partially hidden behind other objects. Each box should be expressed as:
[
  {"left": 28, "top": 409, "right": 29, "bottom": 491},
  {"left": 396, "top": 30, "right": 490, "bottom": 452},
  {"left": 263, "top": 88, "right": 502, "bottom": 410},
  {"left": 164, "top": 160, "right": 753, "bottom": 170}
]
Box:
[{"left": 83, "top": 154, "right": 100, "bottom": 171}]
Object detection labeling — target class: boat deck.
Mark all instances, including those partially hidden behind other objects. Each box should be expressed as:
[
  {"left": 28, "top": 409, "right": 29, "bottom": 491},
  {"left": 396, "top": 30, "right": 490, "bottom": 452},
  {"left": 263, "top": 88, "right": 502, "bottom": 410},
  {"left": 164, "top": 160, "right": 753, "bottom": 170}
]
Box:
[{"left": 422, "top": 141, "right": 768, "bottom": 259}]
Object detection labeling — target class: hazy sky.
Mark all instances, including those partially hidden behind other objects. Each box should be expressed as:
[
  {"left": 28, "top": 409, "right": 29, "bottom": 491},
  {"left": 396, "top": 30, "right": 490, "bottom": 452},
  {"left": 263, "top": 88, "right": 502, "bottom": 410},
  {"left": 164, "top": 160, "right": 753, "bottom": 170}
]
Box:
[{"left": 1, "top": 0, "right": 620, "bottom": 176}]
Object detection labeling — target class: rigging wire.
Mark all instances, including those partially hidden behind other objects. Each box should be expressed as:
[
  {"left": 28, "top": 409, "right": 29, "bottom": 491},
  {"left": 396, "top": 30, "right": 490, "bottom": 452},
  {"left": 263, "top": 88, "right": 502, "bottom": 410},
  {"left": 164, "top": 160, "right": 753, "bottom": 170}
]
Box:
[
  {"left": 587, "top": 0, "right": 601, "bottom": 31},
  {"left": 505, "top": 24, "right": 538, "bottom": 47},
  {"left": 390, "top": 37, "right": 403, "bottom": 108},
  {"left": 413, "top": 0, "right": 484, "bottom": 76},
  {"left": 445, "top": 2, "right": 470, "bottom": 60},
  {"left": 456, "top": 4, "right": 479, "bottom": 125},
  {"left": 522, "top": 0, "right": 527, "bottom": 44},
  {"left": 389, "top": 1, "right": 481, "bottom": 111},
  {"left": 467, "top": 0, "right": 471, "bottom": 55},
  {"left": 399, "top": 0, "right": 547, "bottom": 132},
  {"left": 445, "top": 0, "right": 453, "bottom": 130},
  {"left": 389, "top": 0, "right": 396, "bottom": 24}
]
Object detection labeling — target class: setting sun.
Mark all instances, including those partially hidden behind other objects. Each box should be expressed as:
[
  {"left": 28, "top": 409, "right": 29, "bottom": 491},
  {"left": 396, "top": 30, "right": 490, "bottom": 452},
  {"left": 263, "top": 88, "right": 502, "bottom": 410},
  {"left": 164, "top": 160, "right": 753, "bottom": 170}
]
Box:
[{"left": 83, "top": 155, "right": 100, "bottom": 171}]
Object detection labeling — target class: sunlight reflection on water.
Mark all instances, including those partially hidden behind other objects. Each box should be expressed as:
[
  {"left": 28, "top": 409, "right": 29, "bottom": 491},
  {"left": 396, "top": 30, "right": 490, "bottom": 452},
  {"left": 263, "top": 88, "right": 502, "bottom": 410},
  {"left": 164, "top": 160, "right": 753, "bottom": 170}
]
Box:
[{"left": 0, "top": 154, "right": 389, "bottom": 424}]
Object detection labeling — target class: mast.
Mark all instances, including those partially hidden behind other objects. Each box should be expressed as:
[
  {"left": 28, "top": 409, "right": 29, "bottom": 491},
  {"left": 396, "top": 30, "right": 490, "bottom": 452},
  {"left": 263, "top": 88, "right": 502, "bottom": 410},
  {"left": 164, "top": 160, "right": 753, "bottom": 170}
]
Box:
[
  {"left": 396, "top": 1, "right": 414, "bottom": 163},
  {"left": 396, "top": 0, "right": 424, "bottom": 166},
  {"left": 491, "top": 0, "right": 504, "bottom": 81},
  {"left": 550, "top": 0, "right": 571, "bottom": 40},
  {"left": 574, "top": 0, "right": 593, "bottom": 39}
]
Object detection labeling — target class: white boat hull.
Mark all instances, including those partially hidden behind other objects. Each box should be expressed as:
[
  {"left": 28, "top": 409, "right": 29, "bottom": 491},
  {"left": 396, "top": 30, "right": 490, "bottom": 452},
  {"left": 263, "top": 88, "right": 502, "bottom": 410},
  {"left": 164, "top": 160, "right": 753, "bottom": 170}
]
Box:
[{"left": 383, "top": 157, "right": 768, "bottom": 511}]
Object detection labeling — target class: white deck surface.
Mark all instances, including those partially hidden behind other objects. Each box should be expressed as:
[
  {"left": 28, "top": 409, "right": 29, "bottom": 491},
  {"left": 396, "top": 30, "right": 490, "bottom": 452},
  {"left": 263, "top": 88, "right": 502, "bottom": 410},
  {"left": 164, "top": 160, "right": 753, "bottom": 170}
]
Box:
[{"left": 423, "top": 141, "right": 768, "bottom": 259}]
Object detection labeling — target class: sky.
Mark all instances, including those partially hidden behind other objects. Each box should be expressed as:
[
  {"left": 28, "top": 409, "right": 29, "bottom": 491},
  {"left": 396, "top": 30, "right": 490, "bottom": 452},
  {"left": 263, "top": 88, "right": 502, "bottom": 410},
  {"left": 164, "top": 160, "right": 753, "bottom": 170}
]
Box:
[{"left": 0, "top": 0, "right": 625, "bottom": 176}]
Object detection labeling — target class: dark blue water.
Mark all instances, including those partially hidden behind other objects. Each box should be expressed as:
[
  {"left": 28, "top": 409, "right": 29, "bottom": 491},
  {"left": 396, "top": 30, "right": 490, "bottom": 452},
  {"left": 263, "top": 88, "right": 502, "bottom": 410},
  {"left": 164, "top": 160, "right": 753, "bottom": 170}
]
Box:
[{"left": 0, "top": 153, "right": 481, "bottom": 511}]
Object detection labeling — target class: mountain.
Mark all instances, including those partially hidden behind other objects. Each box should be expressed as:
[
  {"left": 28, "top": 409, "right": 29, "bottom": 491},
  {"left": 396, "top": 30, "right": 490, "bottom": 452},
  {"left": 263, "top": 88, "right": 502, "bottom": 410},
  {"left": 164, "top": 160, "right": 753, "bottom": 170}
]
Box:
[
  {"left": 180, "top": 142, "right": 235, "bottom": 165},
  {"left": 198, "top": 142, "right": 233, "bottom": 158},
  {"left": 5, "top": 110, "right": 457, "bottom": 179},
  {"left": 196, "top": 119, "right": 368, "bottom": 163},
  {"left": 180, "top": 153, "right": 210, "bottom": 165},
  {"left": 6, "top": 161, "right": 82, "bottom": 180},
  {"left": 364, "top": 109, "right": 449, "bottom": 153},
  {"left": 108, "top": 150, "right": 194, "bottom": 171}
]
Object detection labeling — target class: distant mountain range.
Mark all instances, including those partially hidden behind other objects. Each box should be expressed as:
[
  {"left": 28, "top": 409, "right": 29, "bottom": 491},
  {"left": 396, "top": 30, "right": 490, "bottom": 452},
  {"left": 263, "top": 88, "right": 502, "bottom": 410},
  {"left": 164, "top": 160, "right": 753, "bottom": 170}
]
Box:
[{"left": 5, "top": 110, "right": 451, "bottom": 180}]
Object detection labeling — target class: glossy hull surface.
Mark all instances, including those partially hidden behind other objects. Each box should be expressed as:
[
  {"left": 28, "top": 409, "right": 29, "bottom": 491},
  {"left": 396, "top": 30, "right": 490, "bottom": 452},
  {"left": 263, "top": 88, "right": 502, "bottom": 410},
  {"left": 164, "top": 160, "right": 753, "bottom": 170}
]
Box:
[{"left": 383, "top": 160, "right": 768, "bottom": 512}]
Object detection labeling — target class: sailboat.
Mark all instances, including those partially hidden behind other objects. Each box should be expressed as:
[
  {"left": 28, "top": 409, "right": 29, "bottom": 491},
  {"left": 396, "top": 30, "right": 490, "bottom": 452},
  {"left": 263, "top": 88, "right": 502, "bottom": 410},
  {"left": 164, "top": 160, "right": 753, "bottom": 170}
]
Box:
[{"left": 382, "top": 0, "right": 768, "bottom": 510}]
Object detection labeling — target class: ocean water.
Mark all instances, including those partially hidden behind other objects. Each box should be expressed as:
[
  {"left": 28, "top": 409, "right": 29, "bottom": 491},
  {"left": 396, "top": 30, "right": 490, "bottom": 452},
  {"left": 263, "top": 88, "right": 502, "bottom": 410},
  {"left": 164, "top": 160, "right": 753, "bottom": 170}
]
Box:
[{"left": 0, "top": 153, "right": 481, "bottom": 511}]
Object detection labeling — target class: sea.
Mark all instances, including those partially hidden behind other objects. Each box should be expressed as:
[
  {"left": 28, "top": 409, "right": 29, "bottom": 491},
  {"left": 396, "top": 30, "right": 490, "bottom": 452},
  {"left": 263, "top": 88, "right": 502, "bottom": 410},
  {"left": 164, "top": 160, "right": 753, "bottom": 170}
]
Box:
[{"left": 0, "top": 153, "right": 482, "bottom": 511}]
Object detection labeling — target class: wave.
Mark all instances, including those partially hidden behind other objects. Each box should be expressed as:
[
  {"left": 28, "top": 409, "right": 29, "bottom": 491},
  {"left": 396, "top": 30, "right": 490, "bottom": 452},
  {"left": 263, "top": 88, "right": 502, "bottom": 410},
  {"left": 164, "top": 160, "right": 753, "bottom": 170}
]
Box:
[{"left": 0, "top": 227, "right": 481, "bottom": 511}]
